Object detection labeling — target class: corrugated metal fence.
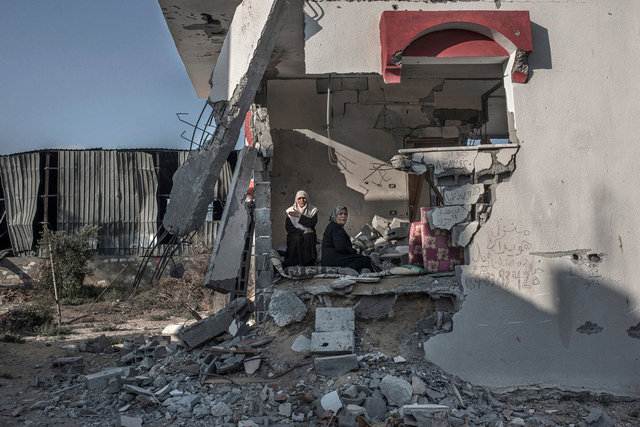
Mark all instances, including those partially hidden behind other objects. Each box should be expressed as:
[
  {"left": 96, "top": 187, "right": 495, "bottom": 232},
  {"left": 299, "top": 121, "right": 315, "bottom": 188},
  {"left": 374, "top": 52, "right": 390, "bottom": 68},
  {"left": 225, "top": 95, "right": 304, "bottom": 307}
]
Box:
[
  {"left": 0, "top": 153, "right": 40, "bottom": 255},
  {"left": 0, "top": 149, "right": 234, "bottom": 256},
  {"left": 57, "top": 150, "right": 159, "bottom": 255}
]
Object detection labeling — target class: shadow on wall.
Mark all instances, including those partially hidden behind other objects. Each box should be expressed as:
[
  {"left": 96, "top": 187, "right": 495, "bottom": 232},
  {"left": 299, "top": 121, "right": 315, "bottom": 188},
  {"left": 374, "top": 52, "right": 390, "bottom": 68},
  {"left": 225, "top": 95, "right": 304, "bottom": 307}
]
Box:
[
  {"left": 423, "top": 183, "right": 640, "bottom": 395},
  {"left": 270, "top": 129, "right": 407, "bottom": 245},
  {"left": 528, "top": 22, "right": 553, "bottom": 81}
]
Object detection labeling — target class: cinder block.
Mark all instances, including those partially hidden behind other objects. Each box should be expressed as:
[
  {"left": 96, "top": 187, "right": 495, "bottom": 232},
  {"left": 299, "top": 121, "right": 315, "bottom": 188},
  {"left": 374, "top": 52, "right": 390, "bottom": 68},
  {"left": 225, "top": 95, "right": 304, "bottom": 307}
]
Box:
[
  {"left": 311, "top": 331, "right": 354, "bottom": 354},
  {"left": 316, "top": 78, "right": 342, "bottom": 93},
  {"left": 315, "top": 307, "right": 355, "bottom": 332},
  {"left": 342, "top": 77, "right": 368, "bottom": 91},
  {"left": 314, "top": 354, "right": 359, "bottom": 376}
]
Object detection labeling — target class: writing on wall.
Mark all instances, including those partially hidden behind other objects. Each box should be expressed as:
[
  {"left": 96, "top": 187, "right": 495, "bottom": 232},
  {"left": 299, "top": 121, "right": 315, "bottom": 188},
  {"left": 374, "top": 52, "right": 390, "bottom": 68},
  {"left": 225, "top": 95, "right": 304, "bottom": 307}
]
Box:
[{"left": 466, "top": 221, "right": 542, "bottom": 291}]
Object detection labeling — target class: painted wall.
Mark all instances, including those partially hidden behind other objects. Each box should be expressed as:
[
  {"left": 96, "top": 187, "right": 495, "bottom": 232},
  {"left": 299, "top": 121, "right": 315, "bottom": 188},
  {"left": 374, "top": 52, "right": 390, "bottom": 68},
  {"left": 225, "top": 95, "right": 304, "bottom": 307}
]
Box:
[{"left": 298, "top": 0, "right": 640, "bottom": 395}]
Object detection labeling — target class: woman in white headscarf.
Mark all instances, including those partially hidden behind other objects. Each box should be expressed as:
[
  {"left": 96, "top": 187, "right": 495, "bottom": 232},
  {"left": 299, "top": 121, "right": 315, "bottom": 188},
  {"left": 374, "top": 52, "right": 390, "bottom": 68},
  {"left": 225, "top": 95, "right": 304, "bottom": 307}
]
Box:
[{"left": 283, "top": 190, "right": 318, "bottom": 267}]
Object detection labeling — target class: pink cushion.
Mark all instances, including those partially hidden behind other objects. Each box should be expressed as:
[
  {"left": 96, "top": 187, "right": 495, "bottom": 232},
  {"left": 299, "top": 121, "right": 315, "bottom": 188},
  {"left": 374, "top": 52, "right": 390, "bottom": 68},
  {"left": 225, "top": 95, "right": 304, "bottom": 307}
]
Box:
[{"left": 420, "top": 207, "right": 464, "bottom": 272}]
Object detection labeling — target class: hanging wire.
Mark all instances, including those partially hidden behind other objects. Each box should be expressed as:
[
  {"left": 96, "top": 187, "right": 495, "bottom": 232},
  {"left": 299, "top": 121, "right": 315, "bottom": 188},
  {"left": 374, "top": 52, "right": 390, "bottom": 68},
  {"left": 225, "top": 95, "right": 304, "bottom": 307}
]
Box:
[{"left": 326, "top": 74, "right": 339, "bottom": 166}]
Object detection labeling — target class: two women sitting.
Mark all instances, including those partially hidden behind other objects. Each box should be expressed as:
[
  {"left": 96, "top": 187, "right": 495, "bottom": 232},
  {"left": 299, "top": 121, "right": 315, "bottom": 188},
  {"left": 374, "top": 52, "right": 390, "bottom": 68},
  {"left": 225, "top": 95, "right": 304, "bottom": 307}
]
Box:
[{"left": 283, "top": 190, "right": 373, "bottom": 274}]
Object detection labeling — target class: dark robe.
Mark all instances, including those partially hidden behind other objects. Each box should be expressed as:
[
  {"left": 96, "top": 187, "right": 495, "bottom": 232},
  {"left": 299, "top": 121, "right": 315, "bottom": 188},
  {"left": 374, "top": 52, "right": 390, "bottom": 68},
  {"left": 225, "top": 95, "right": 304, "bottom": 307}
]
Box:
[
  {"left": 283, "top": 213, "right": 318, "bottom": 267},
  {"left": 321, "top": 221, "right": 373, "bottom": 272}
]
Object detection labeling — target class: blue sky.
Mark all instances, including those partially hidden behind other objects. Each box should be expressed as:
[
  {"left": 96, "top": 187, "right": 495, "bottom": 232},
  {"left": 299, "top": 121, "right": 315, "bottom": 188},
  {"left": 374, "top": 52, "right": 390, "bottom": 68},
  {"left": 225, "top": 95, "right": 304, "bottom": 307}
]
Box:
[{"left": 0, "top": 1, "right": 207, "bottom": 155}]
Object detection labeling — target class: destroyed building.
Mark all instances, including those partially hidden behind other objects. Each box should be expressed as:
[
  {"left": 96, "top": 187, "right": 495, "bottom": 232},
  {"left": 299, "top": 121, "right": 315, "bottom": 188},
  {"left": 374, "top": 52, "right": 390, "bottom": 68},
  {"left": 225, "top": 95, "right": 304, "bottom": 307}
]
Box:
[{"left": 156, "top": 0, "right": 640, "bottom": 398}]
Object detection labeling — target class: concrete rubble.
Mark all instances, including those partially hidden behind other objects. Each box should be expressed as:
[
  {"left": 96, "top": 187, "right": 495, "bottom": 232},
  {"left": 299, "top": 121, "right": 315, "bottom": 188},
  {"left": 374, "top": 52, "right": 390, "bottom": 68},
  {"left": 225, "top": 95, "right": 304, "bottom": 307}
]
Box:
[{"left": 17, "top": 291, "right": 635, "bottom": 427}]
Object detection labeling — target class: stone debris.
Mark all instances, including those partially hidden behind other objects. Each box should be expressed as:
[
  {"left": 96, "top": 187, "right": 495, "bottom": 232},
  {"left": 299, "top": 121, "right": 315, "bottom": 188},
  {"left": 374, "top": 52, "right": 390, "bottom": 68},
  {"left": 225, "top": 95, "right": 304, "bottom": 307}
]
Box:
[
  {"left": 268, "top": 289, "right": 307, "bottom": 326},
  {"left": 25, "top": 294, "right": 631, "bottom": 426},
  {"left": 179, "top": 297, "right": 254, "bottom": 348},
  {"left": 314, "top": 354, "right": 359, "bottom": 376}
]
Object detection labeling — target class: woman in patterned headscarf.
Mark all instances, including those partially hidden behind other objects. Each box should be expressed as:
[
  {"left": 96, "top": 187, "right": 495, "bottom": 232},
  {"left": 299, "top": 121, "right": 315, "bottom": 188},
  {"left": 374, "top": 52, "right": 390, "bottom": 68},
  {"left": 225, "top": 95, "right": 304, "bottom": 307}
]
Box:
[
  {"left": 321, "top": 206, "right": 374, "bottom": 273},
  {"left": 283, "top": 190, "right": 318, "bottom": 267}
]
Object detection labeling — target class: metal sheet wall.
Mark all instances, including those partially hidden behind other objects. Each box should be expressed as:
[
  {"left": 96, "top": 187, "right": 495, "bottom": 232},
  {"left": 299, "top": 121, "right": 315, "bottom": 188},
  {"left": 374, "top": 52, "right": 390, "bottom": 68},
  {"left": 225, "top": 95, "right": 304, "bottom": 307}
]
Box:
[
  {"left": 57, "top": 150, "right": 158, "bottom": 255},
  {"left": 0, "top": 153, "right": 40, "bottom": 255}
]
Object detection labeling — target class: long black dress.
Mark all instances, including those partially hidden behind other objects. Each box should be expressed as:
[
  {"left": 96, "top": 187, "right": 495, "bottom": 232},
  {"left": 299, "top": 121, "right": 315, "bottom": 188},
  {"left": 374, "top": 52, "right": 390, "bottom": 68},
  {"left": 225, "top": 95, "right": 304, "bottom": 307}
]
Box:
[
  {"left": 321, "top": 221, "right": 373, "bottom": 272},
  {"left": 283, "top": 213, "right": 318, "bottom": 267}
]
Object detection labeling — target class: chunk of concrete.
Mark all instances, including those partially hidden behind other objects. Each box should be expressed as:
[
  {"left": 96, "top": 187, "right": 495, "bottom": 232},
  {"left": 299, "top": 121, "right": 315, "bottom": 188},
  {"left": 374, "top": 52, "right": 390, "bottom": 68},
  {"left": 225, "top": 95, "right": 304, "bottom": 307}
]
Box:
[
  {"left": 314, "top": 354, "right": 359, "bottom": 376},
  {"left": 585, "top": 408, "right": 614, "bottom": 427},
  {"left": 371, "top": 215, "right": 391, "bottom": 236},
  {"left": 268, "top": 290, "right": 307, "bottom": 326},
  {"left": 354, "top": 295, "right": 396, "bottom": 320},
  {"left": 443, "top": 184, "right": 484, "bottom": 206},
  {"left": 119, "top": 415, "right": 142, "bottom": 427},
  {"left": 402, "top": 404, "right": 450, "bottom": 426},
  {"left": 315, "top": 307, "right": 355, "bottom": 332},
  {"left": 364, "top": 392, "right": 387, "bottom": 422},
  {"left": 291, "top": 335, "right": 312, "bottom": 353},
  {"left": 179, "top": 298, "right": 254, "bottom": 348},
  {"left": 244, "top": 357, "right": 261, "bottom": 375},
  {"left": 426, "top": 206, "right": 470, "bottom": 231},
  {"left": 320, "top": 390, "right": 342, "bottom": 413},
  {"left": 311, "top": 331, "right": 355, "bottom": 354},
  {"left": 161, "top": 324, "right": 183, "bottom": 342},
  {"left": 412, "top": 376, "right": 427, "bottom": 396},
  {"left": 84, "top": 367, "right": 126, "bottom": 391},
  {"left": 205, "top": 147, "right": 258, "bottom": 293},
  {"left": 380, "top": 375, "right": 412, "bottom": 406},
  {"left": 451, "top": 221, "right": 479, "bottom": 247}
]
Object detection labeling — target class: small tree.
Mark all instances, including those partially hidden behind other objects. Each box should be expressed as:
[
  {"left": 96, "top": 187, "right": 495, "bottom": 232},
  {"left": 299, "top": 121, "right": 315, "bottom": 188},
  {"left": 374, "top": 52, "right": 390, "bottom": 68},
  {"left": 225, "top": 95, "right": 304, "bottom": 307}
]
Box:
[{"left": 38, "top": 226, "right": 99, "bottom": 300}]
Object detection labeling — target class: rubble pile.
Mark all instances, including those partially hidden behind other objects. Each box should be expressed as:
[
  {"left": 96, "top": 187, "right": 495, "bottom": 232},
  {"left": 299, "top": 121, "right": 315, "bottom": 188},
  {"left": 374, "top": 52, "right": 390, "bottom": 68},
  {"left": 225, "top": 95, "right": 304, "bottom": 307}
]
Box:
[
  {"left": 14, "top": 297, "right": 636, "bottom": 426},
  {"left": 352, "top": 215, "right": 411, "bottom": 269}
]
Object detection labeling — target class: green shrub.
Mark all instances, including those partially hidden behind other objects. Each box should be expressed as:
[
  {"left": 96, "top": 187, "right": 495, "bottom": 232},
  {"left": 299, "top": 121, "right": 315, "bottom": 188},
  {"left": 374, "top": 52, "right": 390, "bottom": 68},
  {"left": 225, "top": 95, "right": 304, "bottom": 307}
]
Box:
[
  {"left": 0, "top": 304, "right": 54, "bottom": 336},
  {"left": 38, "top": 226, "right": 99, "bottom": 300}
]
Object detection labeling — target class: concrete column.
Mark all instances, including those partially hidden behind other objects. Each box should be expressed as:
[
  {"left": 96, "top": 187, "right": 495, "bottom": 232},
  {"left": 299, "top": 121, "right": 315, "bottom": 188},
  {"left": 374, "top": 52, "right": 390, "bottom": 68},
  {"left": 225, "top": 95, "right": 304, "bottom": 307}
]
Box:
[{"left": 205, "top": 147, "right": 258, "bottom": 293}]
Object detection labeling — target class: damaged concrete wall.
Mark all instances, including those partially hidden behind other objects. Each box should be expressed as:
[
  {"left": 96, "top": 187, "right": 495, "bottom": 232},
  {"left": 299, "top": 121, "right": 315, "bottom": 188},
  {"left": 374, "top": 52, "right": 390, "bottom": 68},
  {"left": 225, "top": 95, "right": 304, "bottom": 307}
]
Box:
[
  {"left": 298, "top": 0, "right": 640, "bottom": 395},
  {"left": 267, "top": 74, "right": 501, "bottom": 244}
]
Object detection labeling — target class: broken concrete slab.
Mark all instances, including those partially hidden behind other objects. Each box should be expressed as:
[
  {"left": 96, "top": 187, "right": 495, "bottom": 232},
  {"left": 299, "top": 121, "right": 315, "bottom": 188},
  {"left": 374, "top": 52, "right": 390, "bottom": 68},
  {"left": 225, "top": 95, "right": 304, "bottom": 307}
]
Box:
[
  {"left": 402, "top": 404, "right": 450, "bottom": 426},
  {"left": 451, "top": 221, "right": 479, "bottom": 247},
  {"left": 311, "top": 331, "right": 355, "bottom": 354},
  {"left": 205, "top": 147, "right": 258, "bottom": 293},
  {"left": 320, "top": 390, "right": 342, "bottom": 413},
  {"left": 380, "top": 374, "right": 413, "bottom": 406},
  {"left": 426, "top": 206, "right": 470, "bottom": 230},
  {"left": 314, "top": 354, "right": 359, "bottom": 376},
  {"left": 364, "top": 392, "right": 388, "bottom": 422},
  {"left": 443, "top": 184, "right": 484, "bottom": 206},
  {"left": 179, "top": 298, "right": 254, "bottom": 348},
  {"left": 315, "top": 307, "right": 355, "bottom": 332},
  {"left": 268, "top": 290, "right": 307, "bottom": 326},
  {"left": 354, "top": 295, "right": 397, "bottom": 320},
  {"left": 244, "top": 357, "right": 261, "bottom": 375},
  {"left": 84, "top": 367, "right": 126, "bottom": 391}
]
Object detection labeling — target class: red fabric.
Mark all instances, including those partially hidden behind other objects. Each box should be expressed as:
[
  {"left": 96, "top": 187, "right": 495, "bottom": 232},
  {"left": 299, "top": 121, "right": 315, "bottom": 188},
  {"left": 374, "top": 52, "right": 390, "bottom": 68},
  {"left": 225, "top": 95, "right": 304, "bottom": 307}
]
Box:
[{"left": 420, "top": 207, "right": 464, "bottom": 272}]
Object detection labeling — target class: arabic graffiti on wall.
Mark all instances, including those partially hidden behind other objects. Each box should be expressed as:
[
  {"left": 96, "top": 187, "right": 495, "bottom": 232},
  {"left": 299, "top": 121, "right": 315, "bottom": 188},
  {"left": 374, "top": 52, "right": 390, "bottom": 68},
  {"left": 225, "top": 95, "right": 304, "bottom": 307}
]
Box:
[{"left": 466, "top": 221, "right": 543, "bottom": 291}]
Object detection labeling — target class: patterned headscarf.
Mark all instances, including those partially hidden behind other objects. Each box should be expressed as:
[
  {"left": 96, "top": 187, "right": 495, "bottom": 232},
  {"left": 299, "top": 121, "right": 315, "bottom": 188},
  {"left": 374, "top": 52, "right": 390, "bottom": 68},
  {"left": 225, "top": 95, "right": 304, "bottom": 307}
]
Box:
[
  {"left": 329, "top": 205, "right": 347, "bottom": 223},
  {"left": 286, "top": 190, "right": 318, "bottom": 231}
]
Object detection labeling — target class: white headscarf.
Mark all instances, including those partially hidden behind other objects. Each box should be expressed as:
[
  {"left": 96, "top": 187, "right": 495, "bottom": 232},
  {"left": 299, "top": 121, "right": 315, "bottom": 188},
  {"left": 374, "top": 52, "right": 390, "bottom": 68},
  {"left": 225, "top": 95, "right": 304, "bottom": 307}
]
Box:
[{"left": 286, "top": 190, "right": 318, "bottom": 231}]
